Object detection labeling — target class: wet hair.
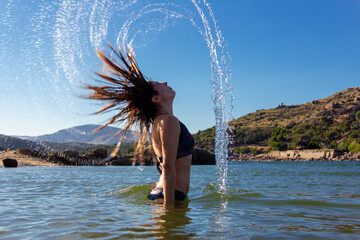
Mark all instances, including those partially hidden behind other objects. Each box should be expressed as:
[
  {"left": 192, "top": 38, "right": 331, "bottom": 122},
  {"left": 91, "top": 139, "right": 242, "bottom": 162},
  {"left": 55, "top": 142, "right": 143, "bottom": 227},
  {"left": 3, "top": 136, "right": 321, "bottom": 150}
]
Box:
[{"left": 85, "top": 43, "right": 157, "bottom": 162}]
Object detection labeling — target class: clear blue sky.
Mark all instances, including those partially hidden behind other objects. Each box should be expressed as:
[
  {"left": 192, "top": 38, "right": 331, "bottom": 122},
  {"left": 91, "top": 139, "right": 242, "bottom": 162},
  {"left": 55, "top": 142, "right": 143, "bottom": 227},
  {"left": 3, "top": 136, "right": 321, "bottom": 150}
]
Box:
[{"left": 1, "top": 0, "right": 360, "bottom": 136}]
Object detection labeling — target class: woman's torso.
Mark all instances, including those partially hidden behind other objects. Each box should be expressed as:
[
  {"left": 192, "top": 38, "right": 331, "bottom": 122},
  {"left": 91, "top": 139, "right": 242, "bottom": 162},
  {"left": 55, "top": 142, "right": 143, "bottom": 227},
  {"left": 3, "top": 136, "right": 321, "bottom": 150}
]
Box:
[{"left": 151, "top": 116, "right": 193, "bottom": 194}]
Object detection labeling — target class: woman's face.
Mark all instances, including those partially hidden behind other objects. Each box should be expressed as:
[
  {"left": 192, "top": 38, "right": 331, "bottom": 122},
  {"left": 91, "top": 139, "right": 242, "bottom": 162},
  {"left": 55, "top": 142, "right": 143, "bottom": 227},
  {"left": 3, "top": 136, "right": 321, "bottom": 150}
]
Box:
[{"left": 150, "top": 81, "right": 176, "bottom": 101}]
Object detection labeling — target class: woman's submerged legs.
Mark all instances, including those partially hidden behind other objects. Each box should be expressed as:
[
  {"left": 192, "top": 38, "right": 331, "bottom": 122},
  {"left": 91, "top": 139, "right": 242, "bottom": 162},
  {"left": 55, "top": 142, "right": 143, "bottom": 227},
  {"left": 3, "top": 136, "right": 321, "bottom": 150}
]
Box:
[{"left": 147, "top": 188, "right": 187, "bottom": 201}]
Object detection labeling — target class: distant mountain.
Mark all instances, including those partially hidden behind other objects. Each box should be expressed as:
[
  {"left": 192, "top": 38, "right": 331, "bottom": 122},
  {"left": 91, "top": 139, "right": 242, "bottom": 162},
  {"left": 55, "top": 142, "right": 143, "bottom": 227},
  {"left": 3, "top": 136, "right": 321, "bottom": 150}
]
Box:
[
  {"left": 0, "top": 134, "right": 45, "bottom": 151},
  {"left": 0, "top": 134, "right": 104, "bottom": 152},
  {"left": 17, "top": 124, "right": 138, "bottom": 145}
]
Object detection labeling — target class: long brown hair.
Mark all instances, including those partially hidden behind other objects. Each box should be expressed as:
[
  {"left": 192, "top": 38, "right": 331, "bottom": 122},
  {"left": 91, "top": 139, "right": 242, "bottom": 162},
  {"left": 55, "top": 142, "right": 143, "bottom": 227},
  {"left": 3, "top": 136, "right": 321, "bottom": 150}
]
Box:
[{"left": 85, "top": 43, "right": 157, "bottom": 162}]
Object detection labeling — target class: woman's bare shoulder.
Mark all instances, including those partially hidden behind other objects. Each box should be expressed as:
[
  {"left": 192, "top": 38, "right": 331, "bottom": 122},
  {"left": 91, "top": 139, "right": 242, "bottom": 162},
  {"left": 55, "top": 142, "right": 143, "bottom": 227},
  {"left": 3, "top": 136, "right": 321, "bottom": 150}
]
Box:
[
  {"left": 155, "top": 115, "right": 180, "bottom": 133},
  {"left": 156, "top": 114, "right": 178, "bottom": 125}
]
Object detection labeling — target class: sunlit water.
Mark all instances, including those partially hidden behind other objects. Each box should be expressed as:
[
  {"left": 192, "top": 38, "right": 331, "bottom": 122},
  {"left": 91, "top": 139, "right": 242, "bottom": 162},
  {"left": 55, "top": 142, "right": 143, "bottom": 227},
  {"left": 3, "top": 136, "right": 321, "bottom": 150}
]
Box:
[
  {"left": 1, "top": 0, "right": 232, "bottom": 190},
  {"left": 1, "top": 161, "right": 359, "bottom": 239}
]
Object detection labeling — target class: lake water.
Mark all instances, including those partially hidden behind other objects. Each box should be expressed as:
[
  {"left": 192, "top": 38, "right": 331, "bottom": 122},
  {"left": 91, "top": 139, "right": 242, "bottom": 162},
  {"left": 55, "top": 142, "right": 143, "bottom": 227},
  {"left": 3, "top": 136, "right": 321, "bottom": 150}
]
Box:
[{"left": 1, "top": 161, "right": 359, "bottom": 239}]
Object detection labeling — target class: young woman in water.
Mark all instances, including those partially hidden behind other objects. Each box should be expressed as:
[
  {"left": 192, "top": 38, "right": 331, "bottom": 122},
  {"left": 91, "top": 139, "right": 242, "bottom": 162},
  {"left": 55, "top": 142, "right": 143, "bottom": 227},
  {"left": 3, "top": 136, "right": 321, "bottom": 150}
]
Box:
[{"left": 86, "top": 43, "right": 194, "bottom": 205}]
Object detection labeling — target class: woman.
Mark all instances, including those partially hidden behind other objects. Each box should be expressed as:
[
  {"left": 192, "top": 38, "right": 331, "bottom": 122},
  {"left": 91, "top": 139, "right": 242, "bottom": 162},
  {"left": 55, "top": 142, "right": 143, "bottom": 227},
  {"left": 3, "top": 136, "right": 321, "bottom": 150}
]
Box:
[{"left": 86, "top": 43, "right": 194, "bottom": 205}]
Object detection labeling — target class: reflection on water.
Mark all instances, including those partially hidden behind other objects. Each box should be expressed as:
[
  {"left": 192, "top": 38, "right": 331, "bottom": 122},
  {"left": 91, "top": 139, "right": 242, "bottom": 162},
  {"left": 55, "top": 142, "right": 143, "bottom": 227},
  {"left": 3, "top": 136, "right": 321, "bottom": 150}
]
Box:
[{"left": 146, "top": 201, "right": 194, "bottom": 239}]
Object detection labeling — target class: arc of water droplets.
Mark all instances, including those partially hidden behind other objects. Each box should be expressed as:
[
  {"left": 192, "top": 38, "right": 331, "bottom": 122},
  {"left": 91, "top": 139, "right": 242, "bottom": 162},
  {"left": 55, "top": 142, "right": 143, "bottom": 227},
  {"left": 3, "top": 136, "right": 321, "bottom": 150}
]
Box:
[
  {"left": 89, "top": 0, "right": 110, "bottom": 50},
  {"left": 190, "top": 0, "right": 233, "bottom": 192},
  {"left": 191, "top": 0, "right": 229, "bottom": 192},
  {"left": 114, "top": 1, "right": 233, "bottom": 191},
  {"left": 116, "top": 3, "right": 202, "bottom": 49}
]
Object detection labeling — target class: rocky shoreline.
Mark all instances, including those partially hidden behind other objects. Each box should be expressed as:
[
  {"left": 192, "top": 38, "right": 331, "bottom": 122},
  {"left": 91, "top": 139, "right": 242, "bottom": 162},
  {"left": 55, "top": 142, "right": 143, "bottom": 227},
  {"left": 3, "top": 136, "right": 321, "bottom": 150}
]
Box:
[
  {"left": 234, "top": 151, "right": 360, "bottom": 161},
  {"left": 2, "top": 148, "right": 360, "bottom": 167},
  {"left": 1, "top": 148, "right": 216, "bottom": 167},
  {"left": 0, "top": 150, "right": 58, "bottom": 167}
]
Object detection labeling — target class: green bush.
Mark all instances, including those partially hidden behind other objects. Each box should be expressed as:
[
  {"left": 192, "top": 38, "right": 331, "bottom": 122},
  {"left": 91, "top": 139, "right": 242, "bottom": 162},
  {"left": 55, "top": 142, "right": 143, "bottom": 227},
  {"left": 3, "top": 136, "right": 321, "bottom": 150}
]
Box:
[
  {"left": 234, "top": 146, "right": 264, "bottom": 154},
  {"left": 348, "top": 140, "right": 360, "bottom": 152},
  {"left": 234, "top": 146, "right": 250, "bottom": 154},
  {"left": 268, "top": 128, "right": 287, "bottom": 150},
  {"left": 306, "top": 142, "right": 321, "bottom": 149},
  {"left": 337, "top": 141, "right": 350, "bottom": 152},
  {"left": 348, "top": 130, "right": 359, "bottom": 139},
  {"left": 329, "top": 140, "right": 337, "bottom": 149},
  {"left": 356, "top": 111, "right": 360, "bottom": 121}
]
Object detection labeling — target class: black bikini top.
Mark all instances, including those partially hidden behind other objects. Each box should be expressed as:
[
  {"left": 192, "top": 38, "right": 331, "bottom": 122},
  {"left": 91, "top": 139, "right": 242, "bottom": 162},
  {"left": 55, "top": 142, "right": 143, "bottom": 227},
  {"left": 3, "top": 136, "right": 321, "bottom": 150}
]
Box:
[
  {"left": 176, "top": 121, "right": 195, "bottom": 159},
  {"left": 155, "top": 120, "right": 194, "bottom": 174}
]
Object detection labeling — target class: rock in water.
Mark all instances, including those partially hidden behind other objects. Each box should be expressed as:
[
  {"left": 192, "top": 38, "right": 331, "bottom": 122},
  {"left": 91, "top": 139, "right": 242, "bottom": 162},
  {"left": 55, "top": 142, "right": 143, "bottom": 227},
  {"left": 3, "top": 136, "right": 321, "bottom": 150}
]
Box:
[
  {"left": 3, "top": 158, "right": 18, "bottom": 168},
  {"left": 91, "top": 148, "right": 108, "bottom": 159},
  {"left": 192, "top": 149, "right": 216, "bottom": 165}
]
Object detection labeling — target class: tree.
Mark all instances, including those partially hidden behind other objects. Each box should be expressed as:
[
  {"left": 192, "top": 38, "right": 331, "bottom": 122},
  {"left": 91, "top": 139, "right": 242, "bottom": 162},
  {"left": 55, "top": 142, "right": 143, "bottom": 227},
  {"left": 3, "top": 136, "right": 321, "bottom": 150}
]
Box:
[
  {"left": 306, "top": 142, "right": 321, "bottom": 149},
  {"left": 349, "top": 140, "right": 360, "bottom": 152},
  {"left": 356, "top": 111, "right": 360, "bottom": 121},
  {"left": 268, "top": 128, "right": 287, "bottom": 150}
]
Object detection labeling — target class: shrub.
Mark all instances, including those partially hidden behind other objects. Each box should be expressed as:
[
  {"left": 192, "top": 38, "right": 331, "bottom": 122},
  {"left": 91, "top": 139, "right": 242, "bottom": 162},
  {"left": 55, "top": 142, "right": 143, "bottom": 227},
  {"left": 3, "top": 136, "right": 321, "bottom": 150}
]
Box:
[
  {"left": 337, "top": 141, "right": 350, "bottom": 152},
  {"left": 306, "top": 142, "right": 321, "bottom": 149},
  {"left": 329, "top": 141, "right": 337, "bottom": 149},
  {"left": 348, "top": 140, "right": 360, "bottom": 152},
  {"left": 348, "top": 130, "right": 359, "bottom": 139},
  {"left": 234, "top": 146, "right": 264, "bottom": 154},
  {"left": 234, "top": 146, "right": 250, "bottom": 154},
  {"left": 268, "top": 128, "right": 287, "bottom": 150},
  {"left": 356, "top": 111, "right": 360, "bottom": 121}
]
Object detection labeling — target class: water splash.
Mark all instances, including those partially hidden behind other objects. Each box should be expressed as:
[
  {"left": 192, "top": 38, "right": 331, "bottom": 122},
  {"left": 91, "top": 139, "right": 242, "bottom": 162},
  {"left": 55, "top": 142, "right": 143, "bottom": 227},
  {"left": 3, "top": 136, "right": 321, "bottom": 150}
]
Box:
[{"left": 0, "top": 0, "right": 233, "bottom": 191}]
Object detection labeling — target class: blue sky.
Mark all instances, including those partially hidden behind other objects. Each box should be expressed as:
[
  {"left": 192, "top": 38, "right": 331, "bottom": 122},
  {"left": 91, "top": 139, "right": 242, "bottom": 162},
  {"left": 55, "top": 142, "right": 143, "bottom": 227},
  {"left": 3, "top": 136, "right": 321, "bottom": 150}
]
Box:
[{"left": 1, "top": 0, "right": 360, "bottom": 136}]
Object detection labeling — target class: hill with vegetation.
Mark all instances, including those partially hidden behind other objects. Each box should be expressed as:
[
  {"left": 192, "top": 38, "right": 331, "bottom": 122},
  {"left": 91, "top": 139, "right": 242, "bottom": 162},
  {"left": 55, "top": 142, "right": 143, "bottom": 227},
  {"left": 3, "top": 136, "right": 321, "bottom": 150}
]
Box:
[{"left": 193, "top": 87, "right": 360, "bottom": 153}]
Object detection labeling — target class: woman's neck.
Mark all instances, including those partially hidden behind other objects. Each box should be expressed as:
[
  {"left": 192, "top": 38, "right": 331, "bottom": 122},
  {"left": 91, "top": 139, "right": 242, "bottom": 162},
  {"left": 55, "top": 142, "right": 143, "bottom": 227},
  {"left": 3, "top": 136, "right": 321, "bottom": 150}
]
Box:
[{"left": 156, "top": 105, "right": 173, "bottom": 116}]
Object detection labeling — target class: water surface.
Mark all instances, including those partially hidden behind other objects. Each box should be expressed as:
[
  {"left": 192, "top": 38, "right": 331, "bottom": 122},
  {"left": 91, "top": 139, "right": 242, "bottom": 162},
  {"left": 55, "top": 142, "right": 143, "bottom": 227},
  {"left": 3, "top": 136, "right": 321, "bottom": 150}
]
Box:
[{"left": 1, "top": 161, "right": 359, "bottom": 239}]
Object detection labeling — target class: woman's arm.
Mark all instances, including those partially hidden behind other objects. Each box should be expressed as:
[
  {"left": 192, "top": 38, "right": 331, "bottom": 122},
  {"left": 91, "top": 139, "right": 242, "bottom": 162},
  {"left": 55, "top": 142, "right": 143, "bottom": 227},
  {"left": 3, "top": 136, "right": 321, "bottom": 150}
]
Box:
[{"left": 158, "top": 116, "right": 180, "bottom": 205}]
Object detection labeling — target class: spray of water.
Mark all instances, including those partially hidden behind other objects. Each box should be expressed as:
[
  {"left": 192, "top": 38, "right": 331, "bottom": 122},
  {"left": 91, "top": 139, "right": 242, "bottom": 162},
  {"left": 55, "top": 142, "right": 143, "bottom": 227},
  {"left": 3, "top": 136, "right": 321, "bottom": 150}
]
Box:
[{"left": 0, "top": 0, "right": 233, "bottom": 191}]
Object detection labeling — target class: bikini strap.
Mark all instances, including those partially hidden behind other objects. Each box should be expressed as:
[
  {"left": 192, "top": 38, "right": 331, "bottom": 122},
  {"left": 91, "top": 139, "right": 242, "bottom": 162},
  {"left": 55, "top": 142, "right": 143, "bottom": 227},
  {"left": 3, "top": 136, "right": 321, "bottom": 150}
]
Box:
[{"left": 155, "top": 112, "right": 169, "bottom": 117}]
